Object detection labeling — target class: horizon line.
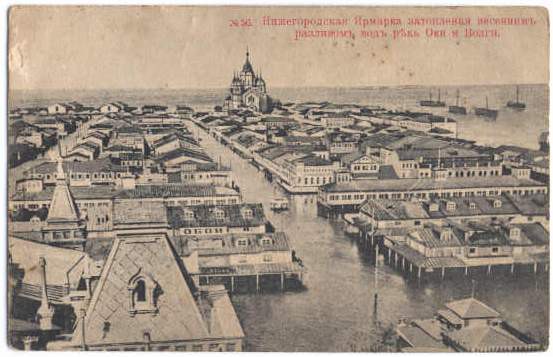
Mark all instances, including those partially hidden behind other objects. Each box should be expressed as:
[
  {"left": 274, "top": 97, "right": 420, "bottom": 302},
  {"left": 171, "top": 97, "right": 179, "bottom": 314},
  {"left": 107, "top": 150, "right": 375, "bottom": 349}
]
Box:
[{"left": 9, "top": 82, "right": 550, "bottom": 92}]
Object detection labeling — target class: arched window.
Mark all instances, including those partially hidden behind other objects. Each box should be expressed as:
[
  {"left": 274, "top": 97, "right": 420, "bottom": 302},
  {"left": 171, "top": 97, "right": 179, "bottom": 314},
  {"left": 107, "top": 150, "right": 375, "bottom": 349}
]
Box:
[{"left": 128, "top": 270, "right": 159, "bottom": 316}]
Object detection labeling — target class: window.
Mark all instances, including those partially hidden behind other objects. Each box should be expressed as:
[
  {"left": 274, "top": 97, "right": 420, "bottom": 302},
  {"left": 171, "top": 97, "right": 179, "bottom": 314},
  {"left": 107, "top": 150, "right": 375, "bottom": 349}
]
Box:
[
  {"left": 469, "top": 247, "right": 476, "bottom": 254},
  {"left": 492, "top": 247, "right": 499, "bottom": 253},
  {"left": 226, "top": 343, "right": 237, "bottom": 352},
  {"left": 135, "top": 280, "right": 146, "bottom": 302},
  {"left": 263, "top": 255, "right": 273, "bottom": 262},
  {"left": 128, "top": 273, "right": 159, "bottom": 316},
  {"left": 214, "top": 209, "right": 225, "bottom": 219},
  {"left": 184, "top": 209, "right": 195, "bottom": 220}
]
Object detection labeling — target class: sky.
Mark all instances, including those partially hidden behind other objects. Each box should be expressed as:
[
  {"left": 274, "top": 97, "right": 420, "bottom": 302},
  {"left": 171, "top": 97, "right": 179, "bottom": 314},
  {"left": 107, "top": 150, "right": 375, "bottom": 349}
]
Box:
[{"left": 8, "top": 6, "right": 549, "bottom": 90}]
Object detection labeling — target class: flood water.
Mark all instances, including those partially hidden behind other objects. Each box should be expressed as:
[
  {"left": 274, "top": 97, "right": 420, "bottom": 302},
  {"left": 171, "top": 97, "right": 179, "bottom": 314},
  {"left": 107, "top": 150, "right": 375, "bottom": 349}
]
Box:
[{"left": 193, "top": 123, "right": 549, "bottom": 352}]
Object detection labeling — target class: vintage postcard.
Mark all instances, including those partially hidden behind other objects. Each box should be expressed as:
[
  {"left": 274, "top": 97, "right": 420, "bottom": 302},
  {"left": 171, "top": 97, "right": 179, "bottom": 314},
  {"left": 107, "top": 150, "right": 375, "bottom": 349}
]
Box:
[{"left": 7, "top": 5, "right": 550, "bottom": 352}]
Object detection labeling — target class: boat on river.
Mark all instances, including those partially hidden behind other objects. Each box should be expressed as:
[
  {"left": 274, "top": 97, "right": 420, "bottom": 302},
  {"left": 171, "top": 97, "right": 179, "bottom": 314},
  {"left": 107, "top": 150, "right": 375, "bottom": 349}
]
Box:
[
  {"left": 420, "top": 89, "right": 446, "bottom": 107},
  {"left": 506, "top": 86, "right": 526, "bottom": 110},
  {"left": 474, "top": 96, "right": 498, "bottom": 119},
  {"left": 448, "top": 89, "right": 467, "bottom": 114}
]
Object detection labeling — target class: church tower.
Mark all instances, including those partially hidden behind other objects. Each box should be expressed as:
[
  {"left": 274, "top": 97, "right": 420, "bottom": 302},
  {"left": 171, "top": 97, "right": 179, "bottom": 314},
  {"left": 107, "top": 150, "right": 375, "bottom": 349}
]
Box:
[
  {"left": 240, "top": 49, "right": 255, "bottom": 87},
  {"left": 224, "top": 48, "right": 273, "bottom": 113}
]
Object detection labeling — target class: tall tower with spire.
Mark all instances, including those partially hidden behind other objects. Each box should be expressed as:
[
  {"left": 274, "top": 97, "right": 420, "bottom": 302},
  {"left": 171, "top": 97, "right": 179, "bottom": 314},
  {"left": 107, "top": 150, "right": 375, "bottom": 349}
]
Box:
[{"left": 41, "top": 158, "right": 86, "bottom": 250}]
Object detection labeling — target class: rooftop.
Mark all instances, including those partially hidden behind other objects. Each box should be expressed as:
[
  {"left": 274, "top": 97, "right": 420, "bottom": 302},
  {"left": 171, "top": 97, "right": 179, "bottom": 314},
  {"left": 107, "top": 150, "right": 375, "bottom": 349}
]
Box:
[
  {"left": 445, "top": 297, "right": 500, "bottom": 320},
  {"left": 322, "top": 176, "right": 546, "bottom": 193},
  {"left": 167, "top": 203, "right": 266, "bottom": 229},
  {"left": 171, "top": 232, "right": 291, "bottom": 256}
]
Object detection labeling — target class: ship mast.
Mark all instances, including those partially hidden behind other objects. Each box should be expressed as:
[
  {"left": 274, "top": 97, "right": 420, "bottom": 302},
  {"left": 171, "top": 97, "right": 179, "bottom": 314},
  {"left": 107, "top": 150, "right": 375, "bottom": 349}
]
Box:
[{"left": 456, "top": 89, "right": 460, "bottom": 106}]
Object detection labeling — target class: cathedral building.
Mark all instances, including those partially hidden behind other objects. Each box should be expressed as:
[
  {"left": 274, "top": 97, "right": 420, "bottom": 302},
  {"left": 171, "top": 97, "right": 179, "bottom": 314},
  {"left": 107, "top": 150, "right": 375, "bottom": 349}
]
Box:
[{"left": 224, "top": 50, "right": 273, "bottom": 113}]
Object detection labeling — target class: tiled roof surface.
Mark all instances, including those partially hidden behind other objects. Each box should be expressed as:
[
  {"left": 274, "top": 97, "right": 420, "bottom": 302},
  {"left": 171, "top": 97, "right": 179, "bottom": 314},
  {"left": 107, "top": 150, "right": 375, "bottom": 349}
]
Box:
[
  {"left": 113, "top": 201, "right": 168, "bottom": 225},
  {"left": 115, "top": 184, "right": 238, "bottom": 199},
  {"left": 171, "top": 232, "right": 290, "bottom": 256},
  {"left": 72, "top": 235, "right": 213, "bottom": 346},
  {"left": 167, "top": 203, "right": 266, "bottom": 228},
  {"left": 446, "top": 325, "right": 527, "bottom": 349},
  {"left": 24, "top": 158, "right": 126, "bottom": 175}
]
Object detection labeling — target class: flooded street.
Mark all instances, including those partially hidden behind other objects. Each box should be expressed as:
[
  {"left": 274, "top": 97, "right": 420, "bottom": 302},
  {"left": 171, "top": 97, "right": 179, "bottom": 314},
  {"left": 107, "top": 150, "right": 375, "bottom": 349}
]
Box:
[{"left": 192, "top": 122, "right": 549, "bottom": 352}]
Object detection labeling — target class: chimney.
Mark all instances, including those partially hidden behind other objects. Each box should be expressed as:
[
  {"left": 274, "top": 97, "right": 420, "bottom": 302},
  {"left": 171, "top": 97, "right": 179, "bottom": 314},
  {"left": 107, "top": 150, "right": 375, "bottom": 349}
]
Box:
[{"left": 37, "top": 257, "right": 55, "bottom": 330}]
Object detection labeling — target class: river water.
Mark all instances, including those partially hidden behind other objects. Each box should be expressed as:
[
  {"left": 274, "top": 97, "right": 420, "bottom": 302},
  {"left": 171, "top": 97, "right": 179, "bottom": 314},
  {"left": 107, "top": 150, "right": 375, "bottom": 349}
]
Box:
[{"left": 193, "top": 124, "right": 548, "bottom": 352}]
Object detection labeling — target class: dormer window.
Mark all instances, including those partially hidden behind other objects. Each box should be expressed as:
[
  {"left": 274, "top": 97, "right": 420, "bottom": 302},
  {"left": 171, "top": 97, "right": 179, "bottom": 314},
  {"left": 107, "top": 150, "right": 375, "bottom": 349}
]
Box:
[
  {"left": 214, "top": 209, "right": 225, "bottom": 220},
  {"left": 446, "top": 201, "right": 456, "bottom": 211},
  {"left": 493, "top": 199, "right": 502, "bottom": 208},
  {"left": 128, "top": 270, "right": 159, "bottom": 316},
  {"left": 241, "top": 208, "right": 253, "bottom": 219},
  {"left": 509, "top": 227, "right": 521, "bottom": 240},
  {"left": 428, "top": 203, "right": 439, "bottom": 212},
  {"left": 469, "top": 202, "right": 476, "bottom": 210},
  {"left": 261, "top": 237, "right": 273, "bottom": 246},
  {"left": 183, "top": 209, "right": 195, "bottom": 220}
]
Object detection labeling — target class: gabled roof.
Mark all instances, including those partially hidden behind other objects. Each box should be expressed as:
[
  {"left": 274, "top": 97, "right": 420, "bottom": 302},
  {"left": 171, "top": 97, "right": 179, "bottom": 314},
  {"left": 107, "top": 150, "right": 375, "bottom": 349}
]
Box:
[
  {"left": 155, "top": 147, "right": 213, "bottom": 164},
  {"left": 70, "top": 234, "right": 212, "bottom": 346},
  {"left": 445, "top": 298, "right": 500, "bottom": 320}
]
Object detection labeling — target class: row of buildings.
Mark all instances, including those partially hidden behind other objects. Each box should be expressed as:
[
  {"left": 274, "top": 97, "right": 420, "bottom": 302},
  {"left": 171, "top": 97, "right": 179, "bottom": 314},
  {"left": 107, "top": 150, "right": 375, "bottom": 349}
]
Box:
[
  {"left": 195, "top": 57, "right": 549, "bottom": 282},
  {"left": 8, "top": 97, "right": 305, "bottom": 350}
]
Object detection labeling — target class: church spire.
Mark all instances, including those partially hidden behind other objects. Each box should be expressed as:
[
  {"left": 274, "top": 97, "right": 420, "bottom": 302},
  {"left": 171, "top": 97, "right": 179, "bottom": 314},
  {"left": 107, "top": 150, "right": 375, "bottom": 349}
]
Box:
[
  {"left": 47, "top": 160, "right": 79, "bottom": 222},
  {"left": 242, "top": 47, "right": 253, "bottom": 73}
]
